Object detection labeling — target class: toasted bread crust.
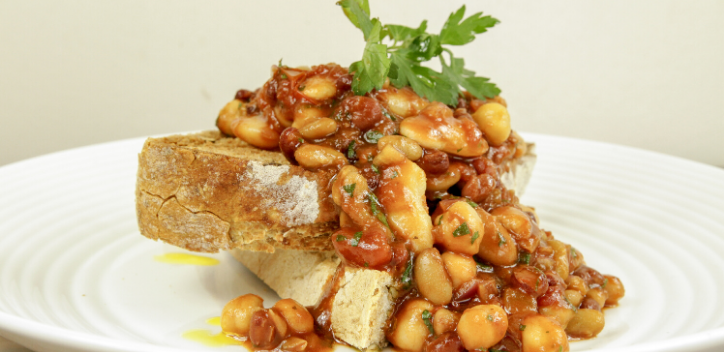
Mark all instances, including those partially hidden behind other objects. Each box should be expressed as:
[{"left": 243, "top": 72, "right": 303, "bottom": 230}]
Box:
[{"left": 136, "top": 131, "right": 339, "bottom": 253}]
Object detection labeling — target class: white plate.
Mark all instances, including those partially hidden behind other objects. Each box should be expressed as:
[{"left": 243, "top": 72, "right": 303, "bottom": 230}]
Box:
[{"left": 0, "top": 133, "right": 723, "bottom": 352}]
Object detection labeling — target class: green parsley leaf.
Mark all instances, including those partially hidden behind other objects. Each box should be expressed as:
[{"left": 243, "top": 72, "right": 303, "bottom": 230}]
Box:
[
  {"left": 401, "top": 258, "right": 413, "bottom": 288},
  {"left": 336, "top": 234, "right": 346, "bottom": 242},
  {"left": 439, "top": 5, "right": 499, "bottom": 46},
  {"left": 343, "top": 183, "right": 356, "bottom": 197},
  {"left": 452, "top": 222, "right": 471, "bottom": 237},
  {"left": 365, "top": 130, "right": 384, "bottom": 143},
  {"left": 519, "top": 252, "right": 531, "bottom": 265},
  {"left": 347, "top": 140, "right": 357, "bottom": 159},
  {"left": 476, "top": 261, "right": 493, "bottom": 272},
  {"left": 371, "top": 164, "right": 380, "bottom": 174},
  {"left": 368, "top": 192, "right": 390, "bottom": 228},
  {"left": 350, "top": 231, "right": 363, "bottom": 247},
  {"left": 471, "top": 231, "right": 479, "bottom": 244},
  {"left": 422, "top": 310, "right": 434, "bottom": 335},
  {"left": 497, "top": 231, "right": 506, "bottom": 247},
  {"left": 339, "top": 3, "right": 501, "bottom": 104}
]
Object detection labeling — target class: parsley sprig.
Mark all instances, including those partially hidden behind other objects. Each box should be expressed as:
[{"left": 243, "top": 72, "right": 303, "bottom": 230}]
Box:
[{"left": 338, "top": 0, "right": 501, "bottom": 106}]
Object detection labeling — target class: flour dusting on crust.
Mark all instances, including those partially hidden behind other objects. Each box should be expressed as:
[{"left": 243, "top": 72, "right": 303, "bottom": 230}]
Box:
[{"left": 241, "top": 161, "right": 320, "bottom": 226}]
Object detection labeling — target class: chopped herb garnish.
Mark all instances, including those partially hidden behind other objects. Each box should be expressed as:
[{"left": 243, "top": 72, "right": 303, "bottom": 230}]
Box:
[
  {"left": 336, "top": 235, "right": 346, "bottom": 242},
  {"left": 382, "top": 109, "right": 396, "bottom": 121},
  {"left": 337, "top": 1, "right": 500, "bottom": 105},
  {"left": 497, "top": 231, "right": 506, "bottom": 247},
  {"left": 465, "top": 200, "right": 477, "bottom": 208},
  {"left": 422, "top": 310, "right": 434, "bottom": 335},
  {"left": 368, "top": 192, "right": 390, "bottom": 228},
  {"left": 602, "top": 278, "right": 609, "bottom": 289},
  {"left": 347, "top": 140, "right": 357, "bottom": 159},
  {"left": 558, "top": 346, "right": 563, "bottom": 352},
  {"left": 365, "top": 130, "right": 384, "bottom": 143},
  {"left": 350, "top": 231, "right": 363, "bottom": 247},
  {"left": 452, "top": 222, "right": 470, "bottom": 237},
  {"left": 519, "top": 252, "right": 531, "bottom": 265},
  {"left": 438, "top": 214, "right": 444, "bottom": 225},
  {"left": 456, "top": 147, "right": 463, "bottom": 152},
  {"left": 476, "top": 261, "right": 493, "bottom": 272},
  {"left": 519, "top": 324, "right": 526, "bottom": 331},
  {"left": 371, "top": 164, "right": 380, "bottom": 174},
  {"left": 471, "top": 231, "right": 479, "bottom": 244},
  {"left": 280, "top": 74, "right": 288, "bottom": 79},
  {"left": 401, "top": 259, "right": 413, "bottom": 288},
  {"left": 298, "top": 85, "right": 305, "bottom": 91},
  {"left": 343, "top": 183, "right": 356, "bottom": 197},
  {"left": 486, "top": 314, "right": 493, "bottom": 321},
  {"left": 489, "top": 349, "right": 504, "bottom": 352},
  {"left": 571, "top": 248, "right": 578, "bottom": 259},
  {"left": 391, "top": 170, "right": 399, "bottom": 178},
  {"left": 364, "top": 262, "right": 369, "bottom": 267},
  {"left": 298, "top": 138, "right": 305, "bottom": 144}
]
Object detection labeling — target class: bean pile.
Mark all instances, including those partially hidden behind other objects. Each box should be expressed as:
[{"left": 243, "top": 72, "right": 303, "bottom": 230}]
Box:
[{"left": 217, "top": 63, "right": 624, "bottom": 352}]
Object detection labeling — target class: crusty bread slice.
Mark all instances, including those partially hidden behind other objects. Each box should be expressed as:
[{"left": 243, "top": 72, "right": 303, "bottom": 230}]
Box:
[{"left": 136, "top": 131, "right": 339, "bottom": 253}]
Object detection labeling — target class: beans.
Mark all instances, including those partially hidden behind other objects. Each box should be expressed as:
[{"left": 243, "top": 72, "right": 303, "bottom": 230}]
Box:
[
  {"left": 233, "top": 115, "right": 281, "bottom": 149},
  {"left": 520, "top": 314, "right": 569, "bottom": 352},
  {"left": 299, "top": 75, "right": 337, "bottom": 101},
  {"left": 441, "top": 252, "right": 476, "bottom": 289},
  {"left": 249, "top": 310, "right": 286, "bottom": 349},
  {"left": 472, "top": 102, "right": 511, "bottom": 147},
  {"left": 426, "top": 162, "right": 463, "bottom": 192},
  {"left": 221, "top": 294, "right": 264, "bottom": 336},
  {"left": 424, "top": 332, "right": 465, "bottom": 352},
  {"left": 340, "top": 96, "right": 385, "bottom": 131},
  {"left": 374, "top": 146, "right": 433, "bottom": 253},
  {"left": 387, "top": 299, "right": 435, "bottom": 352},
  {"left": 539, "top": 305, "right": 576, "bottom": 330},
  {"left": 280, "top": 337, "right": 308, "bottom": 352},
  {"left": 502, "top": 287, "right": 537, "bottom": 315},
  {"left": 585, "top": 287, "right": 609, "bottom": 309},
  {"left": 457, "top": 305, "right": 508, "bottom": 350},
  {"left": 491, "top": 206, "right": 541, "bottom": 253},
  {"left": 272, "top": 299, "right": 314, "bottom": 334},
  {"left": 565, "top": 309, "right": 605, "bottom": 339},
  {"left": 512, "top": 266, "right": 549, "bottom": 297},
  {"left": 566, "top": 275, "right": 589, "bottom": 297},
  {"left": 417, "top": 149, "right": 450, "bottom": 175},
  {"left": 299, "top": 117, "right": 338, "bottom": 139},
  {"left": 472, "top": 157, "right": 498, "bottom": 178},
  {"left": 278, "top": 127, "right": 304, "bottom": 163},
  {"left": 331, "top": 166, "right": 391, "bottom": 237},
  {"left": 433, "top": 201, "right": 485, "bottom": 255},
  {"left": 294, "top": 144, "right": 348, "bottom": 170},
  {"left": 292, "top": 106, "right": 328, "bottom": 130},
  {"left": 379, "top": 86, "right": 428, "bottom": 118},
  {"left": 548, "top": 240, "right": 570, "bottom": 281},
  {"left": 477, "top": 210, "right": 518, "bottom": 266},
  {"left": 378, "top": 135, "right": 423, "bottom": 161},
  {"left": 234, "top": 89, "right": 254, "bottom": 102},
  {"left": 400, "top": 102, "right": 488, "bottom": 157},
  {"left": 217, "top": 100, "right": 244, "bottom": 136},
  {"left": 579, "top": 297, "right": 601, "bottom": 311},
  {"left": 415, "top": 248, "right": 453, "bottom": 305},
  {"left": 461, "top": 174, "right": 496, "bottom": 203},
  {"left": 332, "top": 227, "right": 392, "bottom": 268},
  {"left": 564, "top": 289, "right": 583, "bottom": 307},
  {"left": 432, "top": 309, "right": 459, "bottom": 335},
  {"left": 572, "top": 265, "right": 605, "bottom": 287},
  {"left": 603, "top": 275, "right": 625, "bottom": 306}
]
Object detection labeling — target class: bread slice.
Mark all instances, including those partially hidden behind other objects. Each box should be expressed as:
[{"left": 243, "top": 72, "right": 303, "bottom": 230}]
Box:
[
  {"left": 136, "top": 130, "right": 339, "bottom": 253},
  {"left": 136, "top": 130, "right": 536, "bottom": 351}
]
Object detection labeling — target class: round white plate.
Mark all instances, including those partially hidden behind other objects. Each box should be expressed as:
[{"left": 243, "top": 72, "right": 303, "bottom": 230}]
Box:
[{"left": 0, "top": 133, "right": 723, "bottom": 352}]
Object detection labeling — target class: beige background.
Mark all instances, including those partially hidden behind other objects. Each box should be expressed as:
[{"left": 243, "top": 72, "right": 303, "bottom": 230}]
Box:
[{"left": 1, "top": 0, "right": 723, "bottom": 168}]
